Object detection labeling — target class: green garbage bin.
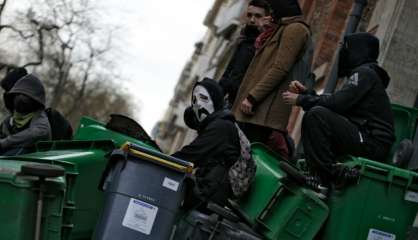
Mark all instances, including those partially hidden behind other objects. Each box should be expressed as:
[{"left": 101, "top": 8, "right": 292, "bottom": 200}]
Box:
[
  {"left": 0, "top": 160, "right": 66, "bottom": 240},
  {"left": 74, "top": 117, "right": 156, "bottom": 150},
  {"left": 2, "top": 140, "right": 115, "bottom": 240},
  {"left": 321, "top": 156, "right": 418, "bottom": 240},
  {"left": 389, "top": 104, "right": 418, "bottom": 161},
  {"left": 236, "top": 143, "right": 329, "bottom": 240}
]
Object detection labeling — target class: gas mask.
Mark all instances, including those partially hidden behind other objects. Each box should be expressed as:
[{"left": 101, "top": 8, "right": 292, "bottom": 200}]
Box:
[{"left": 191, "top": 85, "right": 215, "bottom": 122}]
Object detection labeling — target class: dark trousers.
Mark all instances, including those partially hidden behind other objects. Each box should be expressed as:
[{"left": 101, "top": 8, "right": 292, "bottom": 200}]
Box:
[
  {"left": 238, "top": 122, "right": 273, "bottom": 143},
  {"left": 301, "top": 106, "right": 389, "bottom": 184}
]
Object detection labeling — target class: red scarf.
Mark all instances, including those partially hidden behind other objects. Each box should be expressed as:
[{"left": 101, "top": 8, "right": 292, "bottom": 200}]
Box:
[{"left": 255, "top": 26, "right": 276, "bottom": 49}]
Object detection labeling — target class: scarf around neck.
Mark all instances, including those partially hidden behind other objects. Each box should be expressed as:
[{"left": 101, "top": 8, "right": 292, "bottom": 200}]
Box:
[
  {"left": 255, "top": 26, "right": 277, "bottom": 49},
  {"left": 12, "top": 111, "right": 35, "bottom": 129}
]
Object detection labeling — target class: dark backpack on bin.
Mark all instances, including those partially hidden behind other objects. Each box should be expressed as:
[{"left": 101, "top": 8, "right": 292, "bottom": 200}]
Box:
[{"left": 45, "top": 108, "right": 73, "bottom": 140}]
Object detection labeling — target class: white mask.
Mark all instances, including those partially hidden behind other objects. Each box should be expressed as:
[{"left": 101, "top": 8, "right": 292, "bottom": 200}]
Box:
[{"left": 192, "top": 85, "right": 214, "bottom": 122}]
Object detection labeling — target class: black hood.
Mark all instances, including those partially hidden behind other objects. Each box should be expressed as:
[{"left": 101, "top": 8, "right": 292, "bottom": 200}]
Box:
[
  {"left": 368, "top": 64, "right": 391, "bottom": 88},
  {"left": 338, "top": 32, "right": 380, "bottom": 77},
  {"left": 1, "top": 67, "right": 28, "bottom": 92},
  {"left": 6, "top": 74, "right": 46, "bottom": 109},
  {"left": 184, "top": 106, "right": 235, "bottom": 133},
  {"left": 192, "top": 77, "right": 224, "bottom": 111},
  {"left": 266, "top": 0, "right": 302, "bottom": 20},
  {"left": 198, "top": 110, "right": 235, "bottom": 133}
]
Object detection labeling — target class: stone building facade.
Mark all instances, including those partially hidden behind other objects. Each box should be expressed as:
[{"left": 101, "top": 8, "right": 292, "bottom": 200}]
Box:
[{"left": 154, "top": 0, "right": 418, "bottom": 153}]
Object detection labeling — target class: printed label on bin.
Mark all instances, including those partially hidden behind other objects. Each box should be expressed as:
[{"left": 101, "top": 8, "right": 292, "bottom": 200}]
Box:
[
  {"left": 122, "top": 198, "right": 158, "bottom": 235},
  {"left": 367, "top": 229, "right": 396, "bottom": 240},
  {"left": 405, "top": 191, "right": 418, "bottom": 203},
  {"left": 163, "top": 177, "right": 179, "bottom": 192}
]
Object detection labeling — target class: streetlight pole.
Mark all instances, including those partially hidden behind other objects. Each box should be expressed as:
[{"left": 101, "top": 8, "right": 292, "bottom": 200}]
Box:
[{"left": 324, "top": 0, "right": 368, "bottom": 93}]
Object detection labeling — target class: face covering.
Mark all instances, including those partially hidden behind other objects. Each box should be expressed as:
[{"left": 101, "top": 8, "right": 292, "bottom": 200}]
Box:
[
  {"left": 338, "top": 40, "right": 350, "bottom": 78},
  {"left": 183, "top": 106, "right": 199, "bottom": 130},
  {"left": 12, "top": 111, "right": 35, "bottom": 129},
  {"left": 243, "top": 25, "right": 261, "bottom": 38},
  {"left": 13, "top": 94, "right": 39, "bottom": 114},
  {"left": 191, "top": 85, "right": 215, "bottom": 122}
]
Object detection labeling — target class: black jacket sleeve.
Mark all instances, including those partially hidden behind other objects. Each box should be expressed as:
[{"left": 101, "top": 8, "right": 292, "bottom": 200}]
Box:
[
  {"left": 172, "top": 122, "right": 224, "bottom": 163},
  {"left": 297, "top": 68, "right": 376, "bottom": 113}
]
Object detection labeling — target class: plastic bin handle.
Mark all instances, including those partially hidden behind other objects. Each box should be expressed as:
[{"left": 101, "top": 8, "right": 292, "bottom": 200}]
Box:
[
  {"left": 122, "top": 142, "right": 194, "bottom": 173},
  {"left": 362, "top": 164, "right": 389, "bottom": 176},
  {"left": 255, "top": 186, "right": 286, "bottom": 231}
]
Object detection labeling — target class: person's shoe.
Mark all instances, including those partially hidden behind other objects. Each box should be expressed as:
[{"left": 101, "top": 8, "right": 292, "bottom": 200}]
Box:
[
  {"left": 304, "top": 175, "right": 329, "bottom": 200},
  {"left": 334, "top": 165, "right": 360, "bottom": 189}
]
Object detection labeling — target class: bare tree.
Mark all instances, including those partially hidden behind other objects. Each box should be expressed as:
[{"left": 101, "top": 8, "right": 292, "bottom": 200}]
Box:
[{"left": 0, "top": 0, "right": 136, "bottom": 127}]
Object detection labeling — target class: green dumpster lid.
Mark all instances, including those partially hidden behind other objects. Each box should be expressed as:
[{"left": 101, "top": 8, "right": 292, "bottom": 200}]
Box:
[
  {"left": 344, "top": 156, "right": 418, "bottom": 189},
  {"left": 0, "top": 160, "right": 66, "bottom": 189}
]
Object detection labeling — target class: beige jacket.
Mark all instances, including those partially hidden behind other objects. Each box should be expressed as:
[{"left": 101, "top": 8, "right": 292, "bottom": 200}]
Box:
[{"left": 232, "top": 17, "right": 311, "bottom": 131}]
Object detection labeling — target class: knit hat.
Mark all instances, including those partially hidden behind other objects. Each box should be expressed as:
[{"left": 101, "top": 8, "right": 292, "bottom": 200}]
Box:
[
  {"left": 1, "top": 67, "right": 28, "bottom": 92},
  {"left": 2, "top": 67, "right": 28, "bottom": 112},
  {"left": 266, "top": 0, "right": 302, "bottom": 20},
  {"left": 192, "top": 77, "right": 224, "bottom": 111}
]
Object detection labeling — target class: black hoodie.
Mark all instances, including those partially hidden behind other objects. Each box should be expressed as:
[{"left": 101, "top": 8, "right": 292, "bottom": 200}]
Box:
[
  {"left": 173, "top": 110, "right": 240, "bottom": 205},
  {"left": 173, "top": 78, "right": 240, "bottom": 205},
  {"left": 297, "top": 33, "right": 395, "bottom": 145}
]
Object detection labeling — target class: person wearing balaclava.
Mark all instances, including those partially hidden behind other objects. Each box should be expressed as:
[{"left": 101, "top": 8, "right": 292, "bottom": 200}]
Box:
[
  {"left": 1, "top": 67, "right": 28, "bottom": 112},
  {"left": 173, "top": 78, "right": 240, "bottom": 208},
  {"left": 282, "top": 33, "right": 395, "bottom": 193},
  {"left": 219, "top": 0, "right": 270, "bottom": 106},
  {"left": 232, "top": 0, "right": 311, "bottom": 158},
  {"left": 0, "top": 74, "right": 51, "bottom": 155}
]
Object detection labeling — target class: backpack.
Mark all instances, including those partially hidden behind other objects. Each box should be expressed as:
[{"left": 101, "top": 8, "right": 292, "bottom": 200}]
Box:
[
  {"left": 228, "top": 123, "right": 257, "bottom": 198},
  {"left": 45, "top": 108, "right": 73, "bottom": 140}
]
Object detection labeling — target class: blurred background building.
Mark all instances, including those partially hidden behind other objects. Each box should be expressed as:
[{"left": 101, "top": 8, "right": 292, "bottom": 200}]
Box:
[{"left": 153, "top": 0, "right": 418, "bottom": 153}]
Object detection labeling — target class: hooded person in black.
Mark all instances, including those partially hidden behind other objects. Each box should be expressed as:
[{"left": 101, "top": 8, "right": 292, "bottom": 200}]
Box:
[
  {"left": 219, "top": 0, "right": 270, "bottom": 106},
  {"left": 283, "top": 32, "right": 395, "bottom": 187},
  {"left": 173, "top": 78, "right": 240, "bottom": 207},
  {"left": 1, "top": 67, "right": 28, "bottom": 112},
  {"left": 0, "top": 74, "right": 51, "bottom": 155},
  {"left": 1, "top": 68, "right": 73, "bottom": 141}
]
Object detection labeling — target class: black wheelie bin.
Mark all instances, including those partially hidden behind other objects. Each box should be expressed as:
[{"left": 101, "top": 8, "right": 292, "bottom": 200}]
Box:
[{"left": 93, "top": 143, "right": 193, "bottom": 240}]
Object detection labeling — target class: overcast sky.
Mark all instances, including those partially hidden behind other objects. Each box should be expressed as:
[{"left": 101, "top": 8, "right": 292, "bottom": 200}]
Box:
[{"left": 98, "top": 0, "right": 214, "bottom": 133}]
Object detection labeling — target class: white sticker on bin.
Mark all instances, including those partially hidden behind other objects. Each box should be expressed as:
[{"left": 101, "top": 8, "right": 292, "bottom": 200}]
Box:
[
  {"left": 367, "top": 229, "right": 396, "bottom": 240},
  {"left": 163, "top": 177, "right": 179, "bottom": 192},
  {"left": 405, "top": 191, "right": 418, "bottom": 203},
  {"left": 122, "top": 198, "right": 158, "bottom": 235}
]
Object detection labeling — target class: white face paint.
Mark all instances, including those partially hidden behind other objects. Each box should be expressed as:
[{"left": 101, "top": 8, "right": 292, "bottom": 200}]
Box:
[{"left": 192, "top": 85, "right": 214, "bottom": 122}]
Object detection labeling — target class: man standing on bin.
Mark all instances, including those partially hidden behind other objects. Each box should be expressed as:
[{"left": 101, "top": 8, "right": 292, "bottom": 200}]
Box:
[
  {"left": 173, "top": 78, "right": 240, "bottom": 208},
  {"left": 219, "top": 0, "right": 270, "bottom": 106},
  {"left": 282, "top": 32, "right": 395, "bottom": 190},
  {"left": 232, "top": 0, "right": 311, "bottom": 151}
]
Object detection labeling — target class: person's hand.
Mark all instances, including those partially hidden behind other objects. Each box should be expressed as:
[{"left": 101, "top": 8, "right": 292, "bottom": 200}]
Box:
[
  {"left": 240, "top": 98, "right": 255, "bottom": 115},
  {"left": 260, "top": 16, "right": 275, "bottom": 31},
  {"left": 282, "top": 91, "right": 299, "bottom": 105},
  {"left": 289, "top": 80, "right": 307, "bottom": 94}
]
